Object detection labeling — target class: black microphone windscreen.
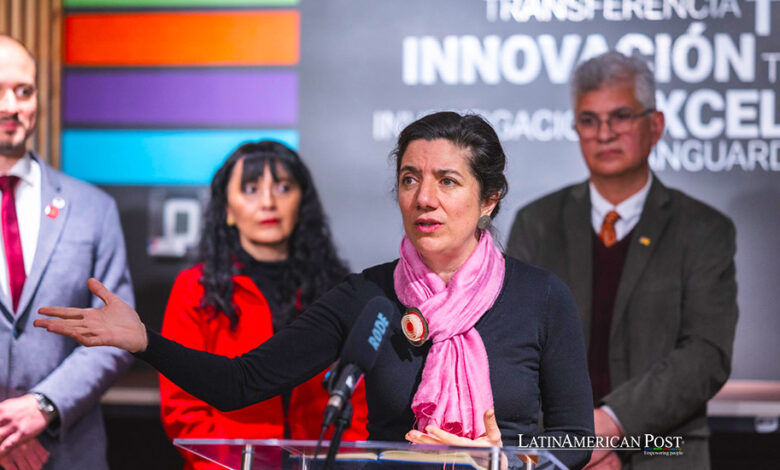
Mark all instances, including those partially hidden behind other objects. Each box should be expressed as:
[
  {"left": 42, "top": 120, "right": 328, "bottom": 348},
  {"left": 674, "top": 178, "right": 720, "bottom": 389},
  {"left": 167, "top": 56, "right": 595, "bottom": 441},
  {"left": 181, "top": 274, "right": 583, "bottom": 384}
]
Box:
[{"left": 340, "top": 296, "right": 398, "bottom": 374}]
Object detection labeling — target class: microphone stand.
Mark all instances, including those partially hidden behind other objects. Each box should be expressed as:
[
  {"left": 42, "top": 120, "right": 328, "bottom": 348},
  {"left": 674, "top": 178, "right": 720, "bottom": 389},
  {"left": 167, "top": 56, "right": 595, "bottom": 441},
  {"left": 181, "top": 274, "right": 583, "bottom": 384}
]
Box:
[{"left": 323, "top": 402, "right": 353, "bottom": 470}]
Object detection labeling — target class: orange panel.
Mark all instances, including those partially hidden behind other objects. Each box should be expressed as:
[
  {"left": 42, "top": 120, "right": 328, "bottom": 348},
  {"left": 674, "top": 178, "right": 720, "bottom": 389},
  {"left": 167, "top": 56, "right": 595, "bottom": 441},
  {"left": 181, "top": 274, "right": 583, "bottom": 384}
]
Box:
[{"left": 65, "top": 10, "right": 299, "bottom": 66}]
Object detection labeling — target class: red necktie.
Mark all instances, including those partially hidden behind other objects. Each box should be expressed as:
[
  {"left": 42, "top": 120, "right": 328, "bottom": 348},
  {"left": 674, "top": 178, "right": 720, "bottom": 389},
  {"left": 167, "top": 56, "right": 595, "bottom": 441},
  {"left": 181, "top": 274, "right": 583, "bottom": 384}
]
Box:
[
  {"left": 0, "top": 176, "right": 25, "bottom": 312},
  {"left": 599, "top": 210, "right": 621, "bottom": 248}
]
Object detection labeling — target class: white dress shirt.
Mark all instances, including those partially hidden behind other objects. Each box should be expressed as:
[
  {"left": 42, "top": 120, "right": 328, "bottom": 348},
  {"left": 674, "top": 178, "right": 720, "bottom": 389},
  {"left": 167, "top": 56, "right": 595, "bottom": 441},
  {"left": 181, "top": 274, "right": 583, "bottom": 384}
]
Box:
[
  {"left": 589, "top": 173, "right": 652, "bottom": 241},
  {"left": 0, "top": 153, "right": 41, "bottom": 300}
]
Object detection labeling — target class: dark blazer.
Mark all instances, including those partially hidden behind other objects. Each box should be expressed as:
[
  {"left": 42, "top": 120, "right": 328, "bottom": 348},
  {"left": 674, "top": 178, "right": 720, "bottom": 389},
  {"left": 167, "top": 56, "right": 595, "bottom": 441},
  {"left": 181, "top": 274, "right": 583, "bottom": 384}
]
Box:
[
  {"left": 0, "top": 154, "right": 134, "bottom": 469},
  {"left": 507, "top": 176, "right": 738, "bottom": 469}
]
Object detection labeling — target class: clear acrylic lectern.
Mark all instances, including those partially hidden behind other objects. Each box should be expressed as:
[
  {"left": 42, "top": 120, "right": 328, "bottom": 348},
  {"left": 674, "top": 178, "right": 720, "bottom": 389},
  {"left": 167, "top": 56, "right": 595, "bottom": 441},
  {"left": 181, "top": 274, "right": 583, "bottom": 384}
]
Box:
[{"left": 174, "top": 439, "right": 567, "bottom": 470}]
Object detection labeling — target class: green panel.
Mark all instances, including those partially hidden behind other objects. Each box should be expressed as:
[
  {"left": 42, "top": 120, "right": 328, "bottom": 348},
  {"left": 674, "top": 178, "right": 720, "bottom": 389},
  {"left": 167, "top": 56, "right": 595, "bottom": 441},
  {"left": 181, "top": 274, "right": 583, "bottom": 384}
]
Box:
[{"left": 65, "top": 0, "right": 298, "bottom": 7}]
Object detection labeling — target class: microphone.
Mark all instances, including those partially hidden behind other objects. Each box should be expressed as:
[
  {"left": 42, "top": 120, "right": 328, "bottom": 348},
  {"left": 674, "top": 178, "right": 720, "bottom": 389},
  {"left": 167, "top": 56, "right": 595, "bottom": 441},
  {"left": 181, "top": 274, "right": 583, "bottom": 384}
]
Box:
[{"left": 321, "top": 296, "right": 398, "bottom": 430}]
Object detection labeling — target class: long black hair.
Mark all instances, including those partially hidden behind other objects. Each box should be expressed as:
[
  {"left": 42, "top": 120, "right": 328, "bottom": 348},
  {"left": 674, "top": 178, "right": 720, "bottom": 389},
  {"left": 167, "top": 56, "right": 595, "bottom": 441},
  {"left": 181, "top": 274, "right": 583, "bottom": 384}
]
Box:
[{"left": 199, "top": 140, "right": 348, "bottom": 328}]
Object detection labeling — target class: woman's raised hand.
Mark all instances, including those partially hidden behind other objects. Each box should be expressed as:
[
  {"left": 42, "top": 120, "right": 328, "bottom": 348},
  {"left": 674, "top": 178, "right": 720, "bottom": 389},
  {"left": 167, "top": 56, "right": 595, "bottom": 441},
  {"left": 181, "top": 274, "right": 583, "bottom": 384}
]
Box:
[{"left": 34, "top": 278, "right": 148, "bottom": 353}]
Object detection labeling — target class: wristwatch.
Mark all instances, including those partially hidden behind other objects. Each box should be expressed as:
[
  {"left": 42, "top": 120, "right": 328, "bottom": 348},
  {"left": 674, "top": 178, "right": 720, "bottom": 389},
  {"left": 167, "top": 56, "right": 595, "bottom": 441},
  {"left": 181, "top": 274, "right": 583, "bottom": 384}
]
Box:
[{"left": 31, "top": 392, "right": 58, "bottom": 422}]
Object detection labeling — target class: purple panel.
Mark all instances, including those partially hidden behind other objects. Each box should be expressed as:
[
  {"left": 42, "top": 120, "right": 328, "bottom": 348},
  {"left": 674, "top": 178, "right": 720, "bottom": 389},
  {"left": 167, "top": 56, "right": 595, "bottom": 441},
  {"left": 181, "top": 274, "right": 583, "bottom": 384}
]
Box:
[{"left": 64, "top": 69, "right": 297, "bottom": 126}]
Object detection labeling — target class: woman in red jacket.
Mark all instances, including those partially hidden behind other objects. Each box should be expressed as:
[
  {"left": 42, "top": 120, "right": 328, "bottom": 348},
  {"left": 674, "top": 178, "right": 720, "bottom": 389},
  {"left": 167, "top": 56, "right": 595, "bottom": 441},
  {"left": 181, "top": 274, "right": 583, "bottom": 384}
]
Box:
[{"left": 159, "top": 141, "right": 368, "bottom": 470}]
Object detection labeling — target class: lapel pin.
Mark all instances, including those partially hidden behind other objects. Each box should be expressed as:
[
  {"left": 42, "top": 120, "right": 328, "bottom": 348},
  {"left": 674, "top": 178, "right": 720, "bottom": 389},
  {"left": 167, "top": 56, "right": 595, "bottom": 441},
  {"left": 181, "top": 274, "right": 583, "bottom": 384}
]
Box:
[
  {"left": 639, "top": 236, "right": 651, "bottom": 246},
  {"left": 44, "top": 204, "right": 59, "bottom": 219},
  {"left": 45, "top": 197, "right": 66, "bottom": 219},
  {"left": 401, "top": 307, "right": 429, "bottom": 347}
]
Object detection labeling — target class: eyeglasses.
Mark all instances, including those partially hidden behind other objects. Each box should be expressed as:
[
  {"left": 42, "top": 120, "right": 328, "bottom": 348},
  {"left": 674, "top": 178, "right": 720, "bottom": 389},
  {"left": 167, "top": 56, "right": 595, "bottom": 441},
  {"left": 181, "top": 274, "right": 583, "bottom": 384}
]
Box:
[{"left": 574, "top": 108, "right": 655, "bottom": 139}]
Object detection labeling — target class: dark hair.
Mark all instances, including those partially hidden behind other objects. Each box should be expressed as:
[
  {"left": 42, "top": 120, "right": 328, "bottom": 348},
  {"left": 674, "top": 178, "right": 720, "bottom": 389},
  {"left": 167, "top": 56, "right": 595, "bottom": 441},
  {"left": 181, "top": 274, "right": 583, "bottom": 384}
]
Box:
[
  {"left": 199, "top": 140, "right": 348, "bottom": 328},
  {"left": 391, "top": 111, "right": 508, "bottom": 219}
]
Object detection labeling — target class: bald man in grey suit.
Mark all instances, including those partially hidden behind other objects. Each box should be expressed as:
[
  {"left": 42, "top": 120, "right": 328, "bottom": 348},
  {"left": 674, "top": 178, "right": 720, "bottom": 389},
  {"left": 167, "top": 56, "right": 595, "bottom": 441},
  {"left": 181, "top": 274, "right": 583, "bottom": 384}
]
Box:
[
  {"left": 507, "top": 51, "right": 737, "bottom": 469},
  {"left": 0, "top": 35, "right": 133, "bottom": 469}
]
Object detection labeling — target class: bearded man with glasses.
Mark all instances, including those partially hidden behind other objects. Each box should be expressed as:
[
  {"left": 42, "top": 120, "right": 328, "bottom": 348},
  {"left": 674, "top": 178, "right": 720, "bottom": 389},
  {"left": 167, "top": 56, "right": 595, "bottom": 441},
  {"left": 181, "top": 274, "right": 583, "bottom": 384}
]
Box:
[{"left": 507, "top": 50, "right": 737, "bottom": 470}]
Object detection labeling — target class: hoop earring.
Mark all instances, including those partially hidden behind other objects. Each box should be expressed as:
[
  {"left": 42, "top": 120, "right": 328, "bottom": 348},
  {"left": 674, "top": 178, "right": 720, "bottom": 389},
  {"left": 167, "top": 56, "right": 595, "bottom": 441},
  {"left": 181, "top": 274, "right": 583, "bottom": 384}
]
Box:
[{"left": 477, "top": 215, "right": 491, "bottom": 230}]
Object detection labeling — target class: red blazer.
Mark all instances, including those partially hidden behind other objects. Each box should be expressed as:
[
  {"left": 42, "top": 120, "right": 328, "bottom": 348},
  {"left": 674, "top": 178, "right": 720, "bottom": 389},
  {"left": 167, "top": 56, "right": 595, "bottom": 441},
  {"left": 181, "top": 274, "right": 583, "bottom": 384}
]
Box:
[{"left": 160, "top": 265, "right": 368, "bottom": 470}]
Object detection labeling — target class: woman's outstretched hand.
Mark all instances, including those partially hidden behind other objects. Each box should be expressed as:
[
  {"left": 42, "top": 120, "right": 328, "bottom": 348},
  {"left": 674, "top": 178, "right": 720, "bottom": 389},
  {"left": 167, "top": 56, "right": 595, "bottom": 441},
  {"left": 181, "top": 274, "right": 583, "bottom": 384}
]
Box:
[{"left": 34, "top": 278, "right": 148, "bottom": 353}]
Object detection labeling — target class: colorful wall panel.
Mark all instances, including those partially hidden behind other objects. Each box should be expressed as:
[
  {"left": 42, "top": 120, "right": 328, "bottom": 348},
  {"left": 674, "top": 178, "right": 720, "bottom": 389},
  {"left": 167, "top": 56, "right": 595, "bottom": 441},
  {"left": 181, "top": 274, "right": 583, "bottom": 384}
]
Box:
[
  {"left": 64, "top": 70, "right": 298, "bottom": 127},
  {"left": 62, "top": 1, "right": 301, "bottom": 329},
  {"left": 65, "top": 11, "right": 299, "bottom": 66},
  {"left": 63, "top": 5, "right": 300, "bottom": 185},
  {"left": 63, "top": 129, "right": 299, "bottom": 185}
]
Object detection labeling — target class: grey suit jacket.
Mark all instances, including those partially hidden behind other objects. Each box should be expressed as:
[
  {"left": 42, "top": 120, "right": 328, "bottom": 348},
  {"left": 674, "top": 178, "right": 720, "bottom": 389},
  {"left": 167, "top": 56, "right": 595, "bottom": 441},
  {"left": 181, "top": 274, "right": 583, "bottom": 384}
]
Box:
[
  {"left": 0, "top": 154, "right": 134, "bottom": 469},
  {"left": 507, "top": 176, "right": 738, "bottom": 469}
]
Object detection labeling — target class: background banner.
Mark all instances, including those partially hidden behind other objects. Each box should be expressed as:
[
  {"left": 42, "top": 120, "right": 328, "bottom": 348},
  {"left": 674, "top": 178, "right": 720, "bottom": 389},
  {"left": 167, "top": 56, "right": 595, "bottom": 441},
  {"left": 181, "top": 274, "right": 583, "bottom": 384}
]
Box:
[{"left": 63, "top": 0, "right": 779, "bottom": 380}]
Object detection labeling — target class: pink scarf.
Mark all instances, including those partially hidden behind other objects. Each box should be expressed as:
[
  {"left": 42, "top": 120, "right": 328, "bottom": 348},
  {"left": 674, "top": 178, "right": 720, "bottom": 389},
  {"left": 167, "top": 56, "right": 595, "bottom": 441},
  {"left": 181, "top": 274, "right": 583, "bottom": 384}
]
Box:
[{"left": 393, "top": 230, "right": 505, "bottom": 439}]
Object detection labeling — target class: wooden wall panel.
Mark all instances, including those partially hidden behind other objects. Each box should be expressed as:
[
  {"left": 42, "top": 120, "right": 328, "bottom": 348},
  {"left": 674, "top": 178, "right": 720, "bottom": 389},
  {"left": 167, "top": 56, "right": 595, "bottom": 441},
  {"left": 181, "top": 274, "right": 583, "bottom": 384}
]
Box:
[{"left": 0, "top": 0, "right": 62, "bottom": 168}]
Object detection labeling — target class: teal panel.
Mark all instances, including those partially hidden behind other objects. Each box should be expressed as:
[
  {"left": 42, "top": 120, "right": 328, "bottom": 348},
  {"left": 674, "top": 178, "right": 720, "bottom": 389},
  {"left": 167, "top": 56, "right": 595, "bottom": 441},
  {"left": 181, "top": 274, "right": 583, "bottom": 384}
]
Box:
[{"left": 62, "top": 129, "right": 299, "bottom": 185}]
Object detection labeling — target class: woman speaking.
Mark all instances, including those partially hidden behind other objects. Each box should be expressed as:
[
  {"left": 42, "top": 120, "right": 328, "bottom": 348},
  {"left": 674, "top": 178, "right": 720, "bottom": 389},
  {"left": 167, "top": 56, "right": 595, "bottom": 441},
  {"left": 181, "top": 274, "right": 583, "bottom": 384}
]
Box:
[{"left": 37, "top": 112, "right": 594, "bottom": 469}]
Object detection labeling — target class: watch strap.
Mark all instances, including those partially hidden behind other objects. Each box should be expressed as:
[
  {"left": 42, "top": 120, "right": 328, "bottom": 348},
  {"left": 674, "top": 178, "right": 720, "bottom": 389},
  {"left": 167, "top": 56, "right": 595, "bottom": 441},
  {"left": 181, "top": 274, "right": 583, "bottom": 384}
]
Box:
[{"left": 31, "top": 392, "right": 58, "bottom": 421}]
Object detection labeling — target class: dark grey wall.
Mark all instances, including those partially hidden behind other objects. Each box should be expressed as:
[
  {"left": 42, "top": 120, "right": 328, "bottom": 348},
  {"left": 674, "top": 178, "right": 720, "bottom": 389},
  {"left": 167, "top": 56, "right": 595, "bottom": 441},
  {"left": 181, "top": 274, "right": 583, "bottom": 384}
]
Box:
[{"left": 297, "top": 1, "right": 780, "bottom": 380}]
